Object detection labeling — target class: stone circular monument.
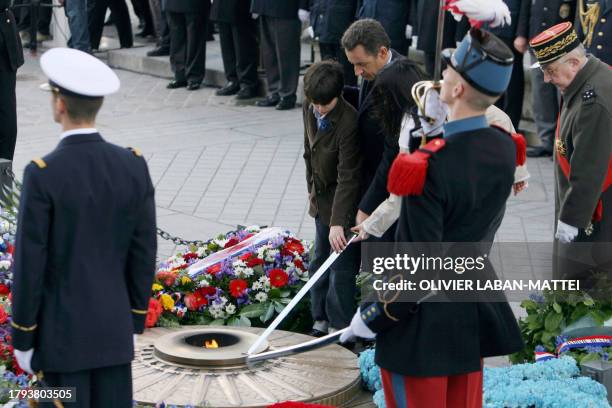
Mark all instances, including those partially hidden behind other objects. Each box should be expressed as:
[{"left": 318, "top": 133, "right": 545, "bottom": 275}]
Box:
[{"left": 133, "top": 326, "right": 362, "bottom": 407}]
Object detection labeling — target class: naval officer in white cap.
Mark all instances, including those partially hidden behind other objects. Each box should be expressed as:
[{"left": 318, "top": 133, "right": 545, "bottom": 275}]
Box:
[{"left": 11, "top": 48, "right": 157, "bottom": 407}]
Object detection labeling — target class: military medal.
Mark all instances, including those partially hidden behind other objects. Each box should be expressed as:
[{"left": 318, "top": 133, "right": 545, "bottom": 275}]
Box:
[{"left": 556, "top": 138, "right": 567, "bottom": 157}]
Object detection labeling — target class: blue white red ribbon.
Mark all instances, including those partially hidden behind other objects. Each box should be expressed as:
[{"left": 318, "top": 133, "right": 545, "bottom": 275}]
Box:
[{"left": 535, "top": 335, "right": 612, "bottom": 362}]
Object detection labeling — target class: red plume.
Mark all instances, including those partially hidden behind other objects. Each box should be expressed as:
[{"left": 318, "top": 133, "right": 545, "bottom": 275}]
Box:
[{"left": 511, "top": 132, "right": 527, "bottom": 166}]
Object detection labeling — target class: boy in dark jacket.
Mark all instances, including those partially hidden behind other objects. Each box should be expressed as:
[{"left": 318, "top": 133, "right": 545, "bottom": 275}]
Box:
[{"left": 302, "top": 61, "right": 362, "bottom": 336}]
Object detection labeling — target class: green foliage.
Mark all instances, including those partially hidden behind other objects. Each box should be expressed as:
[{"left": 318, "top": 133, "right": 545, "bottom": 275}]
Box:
[{"left": 510, "top": 278, "right": 612, "bottom": 364}]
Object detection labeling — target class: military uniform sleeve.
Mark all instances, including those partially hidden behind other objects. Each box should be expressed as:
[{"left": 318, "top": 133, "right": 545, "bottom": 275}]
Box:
[
  {"left": 330, "top": 117, "right": 362, "bottom": 228},
  {"left": 11, "top": 164, "right": 51, "bottom": 350},
  {"left": 360, "top": 159, "right": 445, "bottom": 333},
  {"left": 126, "top": 162, "right": 157, "bottom": 334},
  {"left": 516, "top": 0, "right": 530, "bottom": 38},
  {"left": 560, "top": 102, "right": 612, "bottom": 228}
]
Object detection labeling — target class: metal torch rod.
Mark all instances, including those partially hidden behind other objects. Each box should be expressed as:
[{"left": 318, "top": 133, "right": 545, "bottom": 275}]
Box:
[
  {"left": 433, "top": 0, "right": 447, "bottom": 85},
  {"left": 247, "top": 234, "right": 358, "bottom": 355}
]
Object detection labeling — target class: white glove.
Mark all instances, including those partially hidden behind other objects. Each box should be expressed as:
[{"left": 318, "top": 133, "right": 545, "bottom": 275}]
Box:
[
  {"left": 306, "top": 26, "right": 314, "bottom": 39},
  {"left": 251, "top": 13, "right": 259, "bottom": 20},
  {"left": 133, "top": 334, "right": 138, "bottom": 349},
  {"left": 298, "top": 9, "right": 310, "bottom": 23},
  {"left": 555, "top": 220, "right": 579, "bottom": 243},
  {"left": 451, "top": 0, "right": 511, "bottom": 27},
  {"left": 405, "top": 24, "right": 413, "bottom": 39},
  {"left": 419, "top": 87, "right": 448, "bottom": 136},
  {"left": 14, "top": 348, "right": 34, "bottom": 374},
  {"left": 339, "top": 308, "right": 376, "bottom": 343}
]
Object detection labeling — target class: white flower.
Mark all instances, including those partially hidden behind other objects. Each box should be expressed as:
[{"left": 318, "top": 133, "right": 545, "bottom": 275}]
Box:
[
  {"left": 209, "top": 305, "right": 225, "bottom": 319},
  {"left": 252, "top": 281, "right": 263, "bottom": 290},
  {"left": 225, "top": 304, "right": 236, "bottom": 315},
  {"left": 255, "top": 292, "right": 268, "bottom": 303},
  {"left": 219, "top": 296, "right": 228, "bottom": 306},
  {"left": 233, "top": 259, "right": 246, "bottom": 268},
  {"left": 196, "top": 247, "right": 207, "bottom": 257},
  {"left": 0, "top": 260, "right": 11, "bottom": 270},
  {"left": 198, "top": 280, "right": 210, "bottom": 288},
  {"left": 242, "top": 267, "right": 254, "bottom": 277},
  {"left": 265, "top": 249, "right": 279, "bottom": 262},
  {"left": 215, "top": 238, "right": 229, "bottom": 247}
]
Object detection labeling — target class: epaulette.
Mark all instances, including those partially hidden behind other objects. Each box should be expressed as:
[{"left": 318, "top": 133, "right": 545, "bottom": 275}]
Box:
[
  {"left": 582, "top": 87, "right": 596, "bottom": 104},
  {"left": 387, "top": 138, "right": 446, "bottom": 196},
  {"left": 31, "top": 158, "right": 46, "bottom": 169},
  {"left": 490, "top": 124, "right": 527, "bottom": 166},
  {"left": 127, "top": 147, "right": 142, "bottom": 157}
]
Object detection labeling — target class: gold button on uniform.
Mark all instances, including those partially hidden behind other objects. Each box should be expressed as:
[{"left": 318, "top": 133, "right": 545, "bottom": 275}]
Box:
[
  {"left": 597, "top": 45, "right": 603, "bottom": 50},
  {"left": 599, "top": 32, "right": 604, "bottom": 36},
  {"left": 602, "top": 18, "right": 607, "bottom": 23}
]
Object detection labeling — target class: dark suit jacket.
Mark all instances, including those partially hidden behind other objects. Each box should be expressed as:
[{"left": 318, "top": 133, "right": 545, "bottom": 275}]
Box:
[
  {"left": 415, "top": 0, "right": 468, "bottom": 54},
  {"left": 0, "top": 2, "right": 24, "bottom": 72},
  {"left": 361, "top": 125, "right": 524, "bottom": 376},
  {"left": 210, "top": 0, "right": 251, "bottom": 23},
  {"left": 166, "top": 0, "right": 210, "bottom": 14},
  {"left": 357, "top": 0, "right": 412, "bottom": 53},
  {"left": 356, "top": 51, "right": 423, "bottom": 217},
  {"left": 303, "top": 96, "right": 362, "bottom": 228},
  {"left": 250, "top": 0, "right": 309, "bottom": 19},
  {"left": 11, "top": 133, "right": 157, "bottom": 373}
]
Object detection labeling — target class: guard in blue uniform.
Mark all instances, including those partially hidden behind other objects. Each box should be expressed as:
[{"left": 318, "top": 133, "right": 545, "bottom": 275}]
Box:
[
  {"left": 342, "top": 28, "right": 525, "bottom": 407},
  {"left": 11, "top": 48, "right": 157, "bottom": 407}
]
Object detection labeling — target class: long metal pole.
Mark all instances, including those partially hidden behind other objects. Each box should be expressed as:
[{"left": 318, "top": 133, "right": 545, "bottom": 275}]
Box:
[{"left": 433, "top": 0, "right": 447, "bottom": 85}]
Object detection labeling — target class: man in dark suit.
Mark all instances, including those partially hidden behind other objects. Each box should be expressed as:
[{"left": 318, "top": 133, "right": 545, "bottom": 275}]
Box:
[
  {"left": 309, "top": 0, "right": 358, "bottom": 86},
  {"left": 251, "top": 0, "right": 308, "bottom": 110},
  {"left": 516, "top": 0, "right": 576, "bottom": 156},
  {"left": 342, "top": 28, "right": 524, "bottom": 407},
  {"left": 0, "top": 0, "right": 24, "bottom": 161},
  {"left": 211, "top": 0, "right": 259, "bottom": 99},
  {"left": 575, "top": 0, "right": 612, "bottom": 65},
  {"left": 356, "top": 0, "right": 412, "bottom": 56},
  {"left": 88, "top": 0, "right": 134, "bottom": 50},
  {"left": 341, "top": 19, "right": 421, "bottom": 241},
  {"left": 166, "top": 0, "right": 210, "bottom": 90},
  {"left": 11, "top": 48, "right": 156, "bottom": 407}
]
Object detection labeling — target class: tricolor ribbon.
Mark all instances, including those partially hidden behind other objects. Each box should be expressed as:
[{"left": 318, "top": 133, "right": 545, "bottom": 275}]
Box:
[{"left": 535, "top": 335, "right": 612, "bottom": 362}]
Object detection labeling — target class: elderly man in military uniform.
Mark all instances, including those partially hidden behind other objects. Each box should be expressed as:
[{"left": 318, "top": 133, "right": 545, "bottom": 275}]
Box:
[
  {"left": 341, "top": 27, "right": 525, "bottom": 407},
  {"left": 11, "top": 48, "right": 157, "bottom": 407},
  {"left": 530, "top": 22, "right": 612, "bottom": 281},
  {"left": 576, "top": 0, "right": 612, "bottom": 64},
  {"left": 516, "top": 0, "right": 576, "bottom": 157}
]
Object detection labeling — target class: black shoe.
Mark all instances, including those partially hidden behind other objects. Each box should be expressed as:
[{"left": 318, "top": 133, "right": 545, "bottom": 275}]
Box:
[
  {"left": 187, "top": 81, "right": 201, "bottom": 91},
  {"left": 166, "top": 80, "right": 187, "bottom": 89},
  {"left": 526, "top": 145, "right": 553, "bottom": 158},
  {"left": 275, "top": 96, "right": 296, "bottom": 110},
  {"left": 235, "top": 86, "right": 258, "bottom": 100},
  {"left": 308, "top": 329, "right": 328, "bottom": 338},
  {"left": 215, "top": 81, "right": 240, "bottom": 96},
  {"left": 255, "top": 94, "right": 280, "bottom": 107},
  {"left": 147, "top": 47, "right": 170, "bottom": 57}
]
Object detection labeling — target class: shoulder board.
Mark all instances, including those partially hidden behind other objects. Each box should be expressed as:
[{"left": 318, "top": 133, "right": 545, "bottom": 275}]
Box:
[
  {"left": 31, "top": 158, "right": 46, "bottom": 169},
  {"left": 387, "top": 139, "right": 446, "bottom": 196},
  {"left": 582, "top": 87, "right": 596, "bottom": 104},
  {"left": 127, "top": 147, "right": 142, "bottom": 157}
]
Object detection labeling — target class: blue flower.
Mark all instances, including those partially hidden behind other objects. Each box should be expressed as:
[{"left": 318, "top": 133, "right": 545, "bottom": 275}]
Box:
[
  {"left": 529, "top": 293, "right": 545, "bottom": 304},
  {"left": 535, "top": 345, "right": 547, "bottom": 352},
  {"left": 555, "top": 335, "right": 569, "bottom": 348}
]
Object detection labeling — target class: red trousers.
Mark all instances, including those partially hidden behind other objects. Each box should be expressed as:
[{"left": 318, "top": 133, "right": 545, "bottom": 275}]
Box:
[{"left": 380, "top": 366, "right": 483, "bottom": 408}]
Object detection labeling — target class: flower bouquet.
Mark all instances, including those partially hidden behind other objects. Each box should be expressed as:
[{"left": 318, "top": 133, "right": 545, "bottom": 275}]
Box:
[{"left": 147, "top": 226, "right": 313, "bottom": 332}]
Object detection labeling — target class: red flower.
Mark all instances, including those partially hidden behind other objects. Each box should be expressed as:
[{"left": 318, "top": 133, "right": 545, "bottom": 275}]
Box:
[
  {"left": 229, "top": 279, "right": 248, "bottom": 297},
  {"left": 207, "top": 263, "right": 222, "bottom": 275},
  {"left": 197, "top": 286, "right": 217, "bottom": 297},
  {"left": 0, "top": 306, "right": 7, "bottom": 325},
  {"left": 269, "top": 269, "right": 289, "bottom": 288},
  {"left": 0, "top": 284, "right": 9, "bottom": 295},
  {"left": 183, "top": 252, "right": 198, "bottom": 262},
  {"left": 224, "top": 238, "right": 239, "bottom": 249},
  {"left": 184, "top": 293, "right": 204, "bottom": 311},
  {"left": 6, "top": 244, "right": 13, "bottom": 255},
  {"left": 247, "top": 257, "right": 265, "bottom": 268},
  {"left": 282, "top": 238, "right": 304, "bottom": 256},
  {"left": 145, "top": 298, "right": 162, "bottom": 328},
  {"left": 294, "top": 259, "right": 305, "bottom": 271},
  {"left": 156, "top": 271, "right": 178, "bottom": 287}
]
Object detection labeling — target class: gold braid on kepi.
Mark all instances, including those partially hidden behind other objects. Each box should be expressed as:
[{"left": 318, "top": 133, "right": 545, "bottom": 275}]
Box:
[
  {"left": 530, "top": 22, "right": 582, "bottom": 66},
  {"left": 578, "top": 0, "right": 600, "bottom": 48}
]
